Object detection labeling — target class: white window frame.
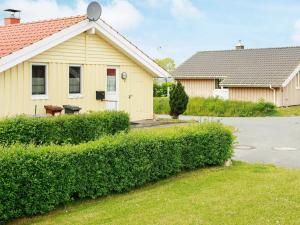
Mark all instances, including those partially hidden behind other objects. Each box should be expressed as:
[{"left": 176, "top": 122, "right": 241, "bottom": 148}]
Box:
[
  {"left": 296, "top": 72, "right": 300, "bottom": 90},
  {"left": 31, "top": 63, "right": 48, "bottom": 100},
  {"left": 68, "top": 64, "right": 83, "bottom": 99}
]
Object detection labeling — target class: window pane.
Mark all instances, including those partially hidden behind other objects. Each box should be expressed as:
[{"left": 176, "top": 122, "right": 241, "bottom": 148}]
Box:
[
  {"left": 107, "top": 68, "right": 116, "bottom": 76},
  {"left": 69, "top": 66, "right": 81, "bottom": 94},
  {"left": 32, "top": 65, "right": 46, "bottom": 95},
  {"left": 107, "top": 69, "right": 116, "bottom": 92},
  {"left": 215, "top": 79, "right": 221, "bottom": 89}
]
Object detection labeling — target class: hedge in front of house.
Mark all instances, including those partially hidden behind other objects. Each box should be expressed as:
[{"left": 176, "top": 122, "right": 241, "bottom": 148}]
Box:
[
  {"left": 0, "top": 123, "right": 233, "bottom": 224},
  {"left": 0, "top": 111, "right": 130, "bottom": 146}
]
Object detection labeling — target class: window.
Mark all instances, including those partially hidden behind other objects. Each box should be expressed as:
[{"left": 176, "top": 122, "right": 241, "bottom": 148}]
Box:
[
  {"left": 32, "top": 64, "right": 47, "bottom": 96},
  {"left": 297, "top": 72, "right": 300, "bottom": 89},
  {"left": 107, "top": 68, "right": 116, "bottom": 92},
  {"left": 215, "top": 79, "right": 221, "bottom": 89},
  {"left": 69, "top": 66, "right": 81, "bottom": 94}
]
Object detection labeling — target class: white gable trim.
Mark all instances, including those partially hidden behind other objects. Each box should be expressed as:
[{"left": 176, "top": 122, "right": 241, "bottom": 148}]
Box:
[
  {"left": 282, "top": 64, "right": 300, "bottom": 87},
  {"left": 0, "top": 19, "right": 169, "bottom": 78}
]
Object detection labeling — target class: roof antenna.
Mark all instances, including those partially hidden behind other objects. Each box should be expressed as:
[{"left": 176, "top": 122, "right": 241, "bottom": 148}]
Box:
[{"left": 87, "top": 1, "right": 102, "bottom": 21}]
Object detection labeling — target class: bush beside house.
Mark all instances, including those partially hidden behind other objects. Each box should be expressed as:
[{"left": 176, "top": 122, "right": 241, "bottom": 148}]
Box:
[
  {"left": 154, "top": 97, "right": 277, "bottom": 117},
  {"left": 0, "top": 111, "right": 130, "bottom": 146},
  {"left": 0, "top": 123, "right": 233, "bottom": 224}
]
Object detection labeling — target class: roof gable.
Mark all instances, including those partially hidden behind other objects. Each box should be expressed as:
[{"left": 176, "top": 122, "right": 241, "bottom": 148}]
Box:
[
  {"left": 173, "top": 47, "right": 300, "bottom": 87},
  {"left": 0, "top": 16, "right": 168, "bottom": 78}
]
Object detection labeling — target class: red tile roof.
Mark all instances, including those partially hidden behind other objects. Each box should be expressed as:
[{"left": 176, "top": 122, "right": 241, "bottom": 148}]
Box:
[{"left": 0, "top": 15, "right": 87, "bottom": 58}]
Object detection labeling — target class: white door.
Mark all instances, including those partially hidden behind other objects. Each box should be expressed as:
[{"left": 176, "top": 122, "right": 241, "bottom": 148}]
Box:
[{"left": 106, "top": 67, "right": 119, "bottom": 111}]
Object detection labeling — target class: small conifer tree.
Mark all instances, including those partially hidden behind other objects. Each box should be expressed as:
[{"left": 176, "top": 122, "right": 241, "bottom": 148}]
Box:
[{"left": 169, "top": 81, "right": 189, "bottom": 119}]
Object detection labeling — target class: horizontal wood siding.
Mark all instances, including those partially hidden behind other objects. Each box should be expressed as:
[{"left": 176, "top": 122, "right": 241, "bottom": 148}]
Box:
[
  {"left": 178, "top": 79, "right": 215, "bottom": 97},
  {"left": 0, "top": 32, "right": 153, "bottom": 121}
]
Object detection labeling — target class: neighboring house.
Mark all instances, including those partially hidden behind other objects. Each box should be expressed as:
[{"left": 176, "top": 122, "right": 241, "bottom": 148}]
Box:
[
  {"left": 0, "top": 12, "right": 168, "bottom": 121},
  {"left": 172, "top": 42, "right": 300, "bottom": 107}
]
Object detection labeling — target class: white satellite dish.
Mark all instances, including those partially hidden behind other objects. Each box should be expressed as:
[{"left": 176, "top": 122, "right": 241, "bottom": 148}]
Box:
[{"left": 87, "top": 1, "right": 102, "bottom": 21}]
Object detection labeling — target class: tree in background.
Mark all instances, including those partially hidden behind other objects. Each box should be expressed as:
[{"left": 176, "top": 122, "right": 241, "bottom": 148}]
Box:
[
  {"left": 155, "top": 58, "right": 176, "bottom": 73},
  {"left": 153, "top": 82, "right": 173, "bottom": 97},
  {"left": 154, "top": 57, "right": 176, "bottom": 97},
  {"left": 169, "top": 81, "right": 189, "bottom": 119}
]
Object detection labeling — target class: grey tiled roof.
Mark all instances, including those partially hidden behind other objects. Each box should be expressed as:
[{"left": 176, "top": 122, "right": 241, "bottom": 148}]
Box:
[{"left": 172, "top": 47, "right": 300, "bottom": 87}]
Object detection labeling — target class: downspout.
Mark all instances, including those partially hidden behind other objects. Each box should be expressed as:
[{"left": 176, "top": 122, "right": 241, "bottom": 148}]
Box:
[{"left": 269, "top": 85, "right": 276, "bottom": 105}]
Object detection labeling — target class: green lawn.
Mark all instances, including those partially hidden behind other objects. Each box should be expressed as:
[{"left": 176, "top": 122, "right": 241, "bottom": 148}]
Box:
[
  {"left": 278, "top": 105, "right": 300, "bottom": 116},
  {"left": 10, "top": 162, "right": 300, "bottom": 225}
]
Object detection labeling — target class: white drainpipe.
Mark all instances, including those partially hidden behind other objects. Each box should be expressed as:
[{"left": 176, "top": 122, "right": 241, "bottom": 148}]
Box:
[{"left": 269, "top": 85, "right": 276, "bottom": 105}]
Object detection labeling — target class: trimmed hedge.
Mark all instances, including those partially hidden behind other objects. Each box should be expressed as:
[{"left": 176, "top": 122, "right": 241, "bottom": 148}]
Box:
[
  {"left": 154, "top": 97, "right": 277, "bottom": 117},
  {"left": 0, "top": 111, "right": 130, "bottom": 146},
  {"left": 0, "top": 123, "right": 233, "bottom": 224}
]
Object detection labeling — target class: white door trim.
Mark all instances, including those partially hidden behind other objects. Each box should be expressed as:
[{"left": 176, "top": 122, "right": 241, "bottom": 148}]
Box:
[{"left": 106, "top": 66, "right": 120, "bottom": 110}]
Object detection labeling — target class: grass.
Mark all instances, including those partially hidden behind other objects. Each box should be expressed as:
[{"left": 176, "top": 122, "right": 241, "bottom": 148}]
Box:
[
  {"left": 278, "top": 105, "right": 300, "bottom": 116},
  {"left": 154, "top": 97, "right": 300, "bottom": 117},
  {"left": 10, "top": 162, "right": 300, "bottom": 225}
]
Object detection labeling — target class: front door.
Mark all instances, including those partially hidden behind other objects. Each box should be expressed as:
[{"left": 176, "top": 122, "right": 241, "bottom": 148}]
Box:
[{"left": 106, "top": 67, "right": 118, "bottom": 111}]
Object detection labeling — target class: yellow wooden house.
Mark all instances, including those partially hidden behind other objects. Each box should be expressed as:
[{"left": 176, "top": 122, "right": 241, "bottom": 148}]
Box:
[{"left": 0, "top": 13, "right": 168, "bottom": 121}]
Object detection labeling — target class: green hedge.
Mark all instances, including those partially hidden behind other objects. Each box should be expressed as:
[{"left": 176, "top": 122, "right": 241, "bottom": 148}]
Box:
[
  {"left": 154, "top": 97, "right": 277, "bottom": 117},
  {"left": 0, "top": 111, "right": 130, "bottom": 146},
  {"left": 0, "top": 123, "right": 233, "bottom": 224}
]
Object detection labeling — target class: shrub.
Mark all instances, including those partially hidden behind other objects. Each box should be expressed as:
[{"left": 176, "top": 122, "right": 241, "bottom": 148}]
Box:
[
  {"left": 0, "top": 123, "right": 233, "bottom": 223},
  {"left": 0, "top": 111, "right": 130, "bottom": 146},
  {"left": 169, "top": 82, "right": 189, "bottom": 119},
  {"left": 154, "top": 97, "right": 278, "bottom": 117}
]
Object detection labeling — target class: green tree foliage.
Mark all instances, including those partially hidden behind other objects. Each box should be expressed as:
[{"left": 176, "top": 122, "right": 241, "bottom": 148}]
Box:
[
  {"left": 153, "top": 82, "right": 173, "bottom": 97},
  {"left": 169, "top": 81, "right": 189, "bottom": 119},
  {"left": 155, "top": 58, "right": 176, "bottom": 73}
]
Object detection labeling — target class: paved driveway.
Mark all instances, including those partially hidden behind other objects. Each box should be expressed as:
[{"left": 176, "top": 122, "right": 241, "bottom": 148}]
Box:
[{"left": 157, "top": 115, "right": 300, "bottom": 168}]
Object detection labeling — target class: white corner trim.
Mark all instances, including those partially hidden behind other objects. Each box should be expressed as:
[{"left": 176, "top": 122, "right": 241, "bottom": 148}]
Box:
[
  {"left": 0, "top": 19, "right": 169, "bottom": 78},
  {"left": 282, "top": 65, "right": 300, "bottom": 87}
]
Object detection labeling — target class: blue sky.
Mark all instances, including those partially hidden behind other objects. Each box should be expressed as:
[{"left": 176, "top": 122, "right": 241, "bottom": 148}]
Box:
[{"left": 1, "top": 0, "right": 300, "bottom": 65}]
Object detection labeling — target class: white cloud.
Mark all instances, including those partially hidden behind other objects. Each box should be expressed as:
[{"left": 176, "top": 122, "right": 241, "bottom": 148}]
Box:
[
  {"left": 292, "top": 19, "right": 300, "bottom": 42},
  {"left": 1, "top": 0, "right": 144, "bottom": 31},
  {"left": 102, "top": 1, "right": 143, "bottom": 30},
  {"left": 146, "top": 0, "right": 203, "bottom": 20},
  {"left": 171, "top": 0, "right": 203, "bottom": 20}
]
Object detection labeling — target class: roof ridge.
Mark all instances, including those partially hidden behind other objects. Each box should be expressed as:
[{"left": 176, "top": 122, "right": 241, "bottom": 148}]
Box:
[
  {"left": 1, "top": 15, "right": 87, "bottom": 28},
  {"left": 197, "top": 45, "right": 300, "bottom": 53}
]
